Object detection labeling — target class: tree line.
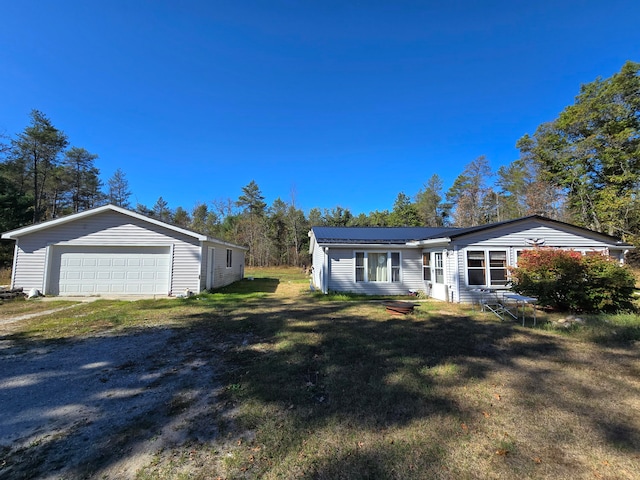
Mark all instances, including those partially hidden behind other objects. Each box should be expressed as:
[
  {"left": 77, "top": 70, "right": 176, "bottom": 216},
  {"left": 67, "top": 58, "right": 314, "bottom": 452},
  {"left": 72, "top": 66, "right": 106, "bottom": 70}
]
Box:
[{"left": 2, "top": 61, "right": 639, "bottom": 268}]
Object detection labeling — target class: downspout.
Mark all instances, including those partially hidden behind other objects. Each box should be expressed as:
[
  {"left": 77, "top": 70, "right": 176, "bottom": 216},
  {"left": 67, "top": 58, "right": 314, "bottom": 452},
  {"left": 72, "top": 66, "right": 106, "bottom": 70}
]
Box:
[{"left": 323, "top": 246, "right": 329, "bottom": 294}]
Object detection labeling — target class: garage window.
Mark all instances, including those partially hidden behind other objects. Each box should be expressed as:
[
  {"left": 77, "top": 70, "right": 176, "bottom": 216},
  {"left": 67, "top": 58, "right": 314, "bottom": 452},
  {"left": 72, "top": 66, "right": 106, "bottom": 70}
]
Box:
[{"left": 226, "top": 249, "right": 233, "bottom": 268}]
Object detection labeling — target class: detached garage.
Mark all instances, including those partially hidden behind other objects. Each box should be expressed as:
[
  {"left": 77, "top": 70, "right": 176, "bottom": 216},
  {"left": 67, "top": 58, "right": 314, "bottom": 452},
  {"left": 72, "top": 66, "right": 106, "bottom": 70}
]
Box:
[{"left": 1, "top": 205, "right": 247, "bottom": 297}]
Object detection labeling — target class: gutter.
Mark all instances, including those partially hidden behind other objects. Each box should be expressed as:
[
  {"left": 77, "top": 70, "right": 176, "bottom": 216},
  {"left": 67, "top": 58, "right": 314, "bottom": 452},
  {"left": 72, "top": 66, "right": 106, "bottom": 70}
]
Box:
[{"left": 406, "top": 237, "right": 451, "bottom": 247}]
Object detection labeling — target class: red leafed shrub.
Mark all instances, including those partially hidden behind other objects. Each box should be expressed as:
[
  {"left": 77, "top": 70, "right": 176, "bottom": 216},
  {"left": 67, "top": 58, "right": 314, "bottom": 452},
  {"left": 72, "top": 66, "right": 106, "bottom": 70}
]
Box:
[{"left": 509, "top": 248, "right": 636, "bottom": 312}]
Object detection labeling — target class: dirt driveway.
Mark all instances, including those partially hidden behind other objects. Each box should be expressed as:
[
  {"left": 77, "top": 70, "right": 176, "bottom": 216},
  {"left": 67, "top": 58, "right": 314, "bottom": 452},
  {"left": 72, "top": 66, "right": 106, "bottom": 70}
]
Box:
[{"left": 0, "top": 326, "right": 224, "bottom": 479}]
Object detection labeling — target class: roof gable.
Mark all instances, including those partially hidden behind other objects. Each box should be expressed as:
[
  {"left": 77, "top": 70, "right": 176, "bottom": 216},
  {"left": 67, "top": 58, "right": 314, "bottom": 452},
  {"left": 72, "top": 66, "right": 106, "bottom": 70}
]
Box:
[
  {"left": 447, "top": 215, "right": 633, "bottom": 246},
  {"left": 1, "top": 204, "right": 208, "bottom": 241}
]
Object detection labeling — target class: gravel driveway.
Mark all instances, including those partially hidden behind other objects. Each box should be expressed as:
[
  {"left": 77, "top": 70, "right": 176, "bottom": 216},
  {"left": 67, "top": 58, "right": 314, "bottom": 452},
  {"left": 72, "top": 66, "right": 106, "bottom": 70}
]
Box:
[{"left": 0, "top": 327, "right": 223, "bottom": 479}]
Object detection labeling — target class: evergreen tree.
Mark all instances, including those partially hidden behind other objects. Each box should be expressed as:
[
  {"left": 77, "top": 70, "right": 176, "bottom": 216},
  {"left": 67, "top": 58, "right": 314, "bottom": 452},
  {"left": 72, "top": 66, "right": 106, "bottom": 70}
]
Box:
[
  {"left": 415, "top": 174, "right": 449, "bottom": 226},
  {"left": 63, "top": 147, "right": 102, "bottom": 213},
  {"left": 172, "top": 206, "right": 191, "bottom": 228},
  {"left": 108, "top": 168, "right": 132, "bottom": 208},
  {"left": 9, "top": 110, "right": 68, "bottom": 222},
  {"left": 389, "top": 192, "right": 421, "bottom": 226},
  {"left": 152, "top": 196, "right": 172, "bottom": 223}
]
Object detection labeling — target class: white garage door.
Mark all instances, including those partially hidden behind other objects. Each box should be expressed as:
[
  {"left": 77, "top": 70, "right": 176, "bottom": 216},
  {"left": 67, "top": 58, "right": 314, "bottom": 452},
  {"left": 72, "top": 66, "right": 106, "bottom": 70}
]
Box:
[{"left": 52, "top": 246, "right": 171, "bottom": 295}]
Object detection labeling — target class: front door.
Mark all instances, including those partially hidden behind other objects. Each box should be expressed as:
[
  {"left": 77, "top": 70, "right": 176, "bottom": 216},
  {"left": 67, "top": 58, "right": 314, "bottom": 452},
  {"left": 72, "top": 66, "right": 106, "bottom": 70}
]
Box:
[{"left": 430, "top": 251, "right": 448, "bottom": 301}]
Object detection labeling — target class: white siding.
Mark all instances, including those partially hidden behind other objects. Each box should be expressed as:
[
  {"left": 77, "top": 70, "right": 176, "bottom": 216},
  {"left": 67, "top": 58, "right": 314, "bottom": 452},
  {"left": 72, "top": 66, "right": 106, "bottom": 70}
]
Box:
[
  {"left": 455, "top": 220, "right": 621, "bottom": 249},
  {"left": 12, "top": 210, "right": 201, "bottom": 295},
  {"left": 310, "top": 237, "right": 326, "bottom": 292},
  {"left": 199, "top": 242, "right": 245, "bottom": 291},
  {"left": 453, "top": 219, "right": 625, "bottom": 304},
  {"left": 326, "top": 247, "right": 424, "bottom": 295}
]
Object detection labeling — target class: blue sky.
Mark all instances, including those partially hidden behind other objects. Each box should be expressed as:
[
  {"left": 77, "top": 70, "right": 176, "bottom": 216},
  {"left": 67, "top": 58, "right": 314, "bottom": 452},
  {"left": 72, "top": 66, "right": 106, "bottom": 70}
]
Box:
[{"left": 1, "top": 1, "right": 639, "bottom": 216}]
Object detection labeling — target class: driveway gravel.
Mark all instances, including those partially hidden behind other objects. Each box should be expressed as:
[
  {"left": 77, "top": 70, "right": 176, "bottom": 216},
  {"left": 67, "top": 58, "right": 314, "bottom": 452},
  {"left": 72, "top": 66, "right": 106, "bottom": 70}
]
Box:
[{"left": 0, "top": 327, "right": 223, "bottom": 479}]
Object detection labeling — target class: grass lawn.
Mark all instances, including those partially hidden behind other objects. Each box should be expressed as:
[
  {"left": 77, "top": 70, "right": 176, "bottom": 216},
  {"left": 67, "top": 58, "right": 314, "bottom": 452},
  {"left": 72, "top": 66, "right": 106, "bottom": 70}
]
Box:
[{"left": 2, "top": 267, "right": 639, "bottom": 479}]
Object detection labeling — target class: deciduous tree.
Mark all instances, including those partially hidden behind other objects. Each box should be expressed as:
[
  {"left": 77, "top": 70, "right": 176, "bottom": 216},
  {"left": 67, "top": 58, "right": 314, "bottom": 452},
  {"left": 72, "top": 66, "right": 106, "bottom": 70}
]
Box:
[
  {"left": 518, "top": 61, "right": 640, "bottom": 238},
  {"left": 446, "top": 156, "right": 493, "bottom": 226}
]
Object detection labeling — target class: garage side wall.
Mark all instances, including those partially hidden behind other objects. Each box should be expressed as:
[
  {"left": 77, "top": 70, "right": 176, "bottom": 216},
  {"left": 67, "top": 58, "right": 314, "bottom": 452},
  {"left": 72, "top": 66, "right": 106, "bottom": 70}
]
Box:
[
  {"left": 12, "top": 211, "right": 201, "bottom": 295},
  {"left": 199, "top": 242, "right": 246, "bottom": 291}
]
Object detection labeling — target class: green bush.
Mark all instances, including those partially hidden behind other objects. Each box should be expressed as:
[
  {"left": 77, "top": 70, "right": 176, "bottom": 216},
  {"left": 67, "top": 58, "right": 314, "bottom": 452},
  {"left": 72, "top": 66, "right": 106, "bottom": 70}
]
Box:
[{"left": 509, "top": 248, "right": 636, "bottom": 312}]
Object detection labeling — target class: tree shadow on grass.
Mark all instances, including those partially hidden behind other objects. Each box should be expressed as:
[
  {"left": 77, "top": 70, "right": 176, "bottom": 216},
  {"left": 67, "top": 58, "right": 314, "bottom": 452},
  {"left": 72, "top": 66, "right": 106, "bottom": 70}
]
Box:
[
  {"left": 1, "top": 293, "right": 639, "bottom": 479},
  {"left": 212, "top": 277, "right": 280, "bottom": 294}
]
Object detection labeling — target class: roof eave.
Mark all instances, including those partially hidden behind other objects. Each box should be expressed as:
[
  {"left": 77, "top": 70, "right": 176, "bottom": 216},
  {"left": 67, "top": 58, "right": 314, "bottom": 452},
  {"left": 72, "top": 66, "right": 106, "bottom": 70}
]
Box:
[
  {"left": 1, "top": 204, "right": 210, "bottom": 242},
  {"left": 316, "top": 242, "right": 417, "bottom": 248},
  {"left": 407, "top": 237, "right": 451, "bottom": 246}
]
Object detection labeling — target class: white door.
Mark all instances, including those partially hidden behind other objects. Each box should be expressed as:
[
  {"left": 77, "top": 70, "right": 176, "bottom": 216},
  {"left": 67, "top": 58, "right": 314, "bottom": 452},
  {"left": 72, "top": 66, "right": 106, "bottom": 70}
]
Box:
[
  {"left": 51, "top": 246, "right": 171, "bottom": 295},
  {"left": 206, "top": 247, "right": 215, "bottom": 289},
  {"left": 430, "top": 252, "right": 448, "bottom": 301}
]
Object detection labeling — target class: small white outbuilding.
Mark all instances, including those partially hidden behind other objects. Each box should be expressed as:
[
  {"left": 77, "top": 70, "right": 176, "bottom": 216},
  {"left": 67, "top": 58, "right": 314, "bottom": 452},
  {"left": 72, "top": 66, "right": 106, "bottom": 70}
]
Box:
[{"left": 1, "top": 204, "right": 247, "bottom": 296}]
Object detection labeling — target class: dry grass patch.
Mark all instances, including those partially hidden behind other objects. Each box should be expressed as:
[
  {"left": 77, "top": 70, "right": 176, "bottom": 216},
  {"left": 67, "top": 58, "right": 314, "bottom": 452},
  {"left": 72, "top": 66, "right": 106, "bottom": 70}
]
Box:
[
  {"left": 0, "top": 298, "right": 80, "bottom": 321},
  {"left": 2, "top": 267, "right": 639, "bottom": 479}
]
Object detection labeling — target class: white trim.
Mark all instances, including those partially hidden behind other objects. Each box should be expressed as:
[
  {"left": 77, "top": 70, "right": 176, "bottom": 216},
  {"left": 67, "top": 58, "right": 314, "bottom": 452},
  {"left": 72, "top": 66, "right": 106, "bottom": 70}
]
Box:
[
  {"left": 169, "top": 244, "right": 175, "bottom": 295},
  {"left": 43, "top": 245, "right": 51, "bottom": 294},
  {"left": 407, "top": 238, "right": 451, "bottom": 247},
  {"left": 10, "top": 243, "right": 19, "bottom": 290},
  {"left": 318, "top": 242, "right": 416, "bottom": 248},
  {"left": 1, "top": 204, "right": 247, "bottom": 252},
  {"left": 433, "top": 251, "right": 445, "bottom": 284},
  {"left": 0, "top": 205, "right": 207, "bottom": 241}
]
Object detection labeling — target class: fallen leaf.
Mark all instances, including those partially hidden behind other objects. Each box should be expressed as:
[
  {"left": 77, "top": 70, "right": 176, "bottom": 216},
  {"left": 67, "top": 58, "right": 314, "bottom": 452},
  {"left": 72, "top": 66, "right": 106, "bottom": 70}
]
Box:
[
  {"left": 461, "top": 423, "right": 469, "bottom": 432},
  {"left": 357, "top": 442, "right": 364, "bottom": 448},
  {"left": 534, "top": 457, "right": 542, "bottom": 464},
  {"left": 494, "top": 393, "right": 501, "bottom": 401},
  {"left": 496, "top": 449, "right": 509, "bottom": 456},
  {"left": 482, "top": 411, "right": 490, "bottom": 418}
]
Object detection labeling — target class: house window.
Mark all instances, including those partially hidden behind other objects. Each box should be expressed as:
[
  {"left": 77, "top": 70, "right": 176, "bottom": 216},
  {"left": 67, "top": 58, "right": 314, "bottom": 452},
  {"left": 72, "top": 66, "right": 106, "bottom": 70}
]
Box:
[
  {"left": 368, "top": 252, "right": 388, "bottom": 281},
  {"left": 489, "top": 251, "right": 508, "bottom": 285},
  {"left": 226, "top": 249, "right": 232, "bottom": 268},
  {"left": 422, "top": 253, "right": 431, "bottom": 281},
  {"left": 434, "top": 252, "right": 444, "bottom": 284},
  {"left": 467, "top": 250, "right": 485, "bottom": 285},
  {"left": 355, "top": 252, "right": 365, "bottom": 282},
  {"left": 391, "top": 252, "right": 400, "bottom": 282},
  {"left": 354, "top": 251, "right": 401, "bottom": 283},
  {"left": 467, "top": 250, "right": 508, "bottom": 286}
]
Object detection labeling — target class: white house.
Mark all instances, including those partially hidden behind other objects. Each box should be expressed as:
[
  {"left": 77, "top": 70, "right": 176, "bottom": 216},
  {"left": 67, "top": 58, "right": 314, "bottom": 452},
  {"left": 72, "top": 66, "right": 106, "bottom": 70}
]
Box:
[
  {"left": 1, "top": 204, "right": 247, "bottom": 296},
  {"left": 308, "top": 215, "right": 633, "bottom": 302}
]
